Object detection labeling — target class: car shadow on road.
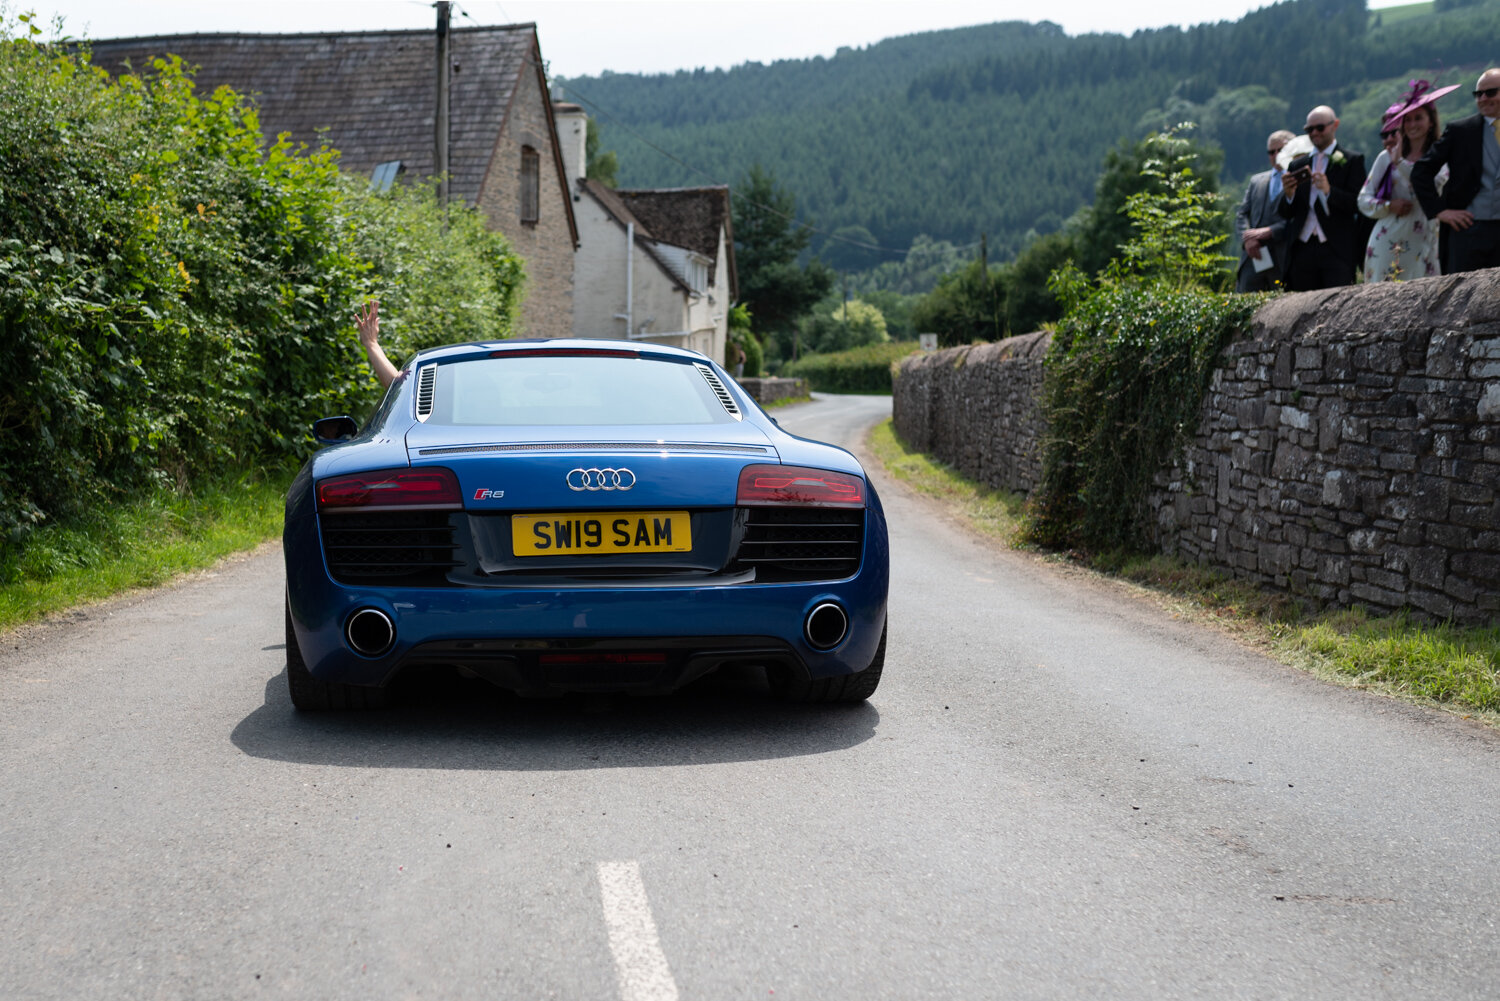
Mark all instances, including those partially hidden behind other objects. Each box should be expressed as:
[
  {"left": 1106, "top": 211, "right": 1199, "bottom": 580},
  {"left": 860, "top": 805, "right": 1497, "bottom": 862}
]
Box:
[{"left": 230, "top": 667, "right": 879, "bottom": 770}]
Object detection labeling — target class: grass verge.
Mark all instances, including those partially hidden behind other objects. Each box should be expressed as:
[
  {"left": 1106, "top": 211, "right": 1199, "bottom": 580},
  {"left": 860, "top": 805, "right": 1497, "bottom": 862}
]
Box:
[
  {"left": 869, "top": 420, "right": 1028, "bottom": 544},
  {"left": 869, "top": 418, "right": 1500, "bottom": 722},
  {"left": 761, "top": 394, "right": 813, "bottom": 409},
  {"left": 0, "top": 465, "right": 293, "bottom": 633}
]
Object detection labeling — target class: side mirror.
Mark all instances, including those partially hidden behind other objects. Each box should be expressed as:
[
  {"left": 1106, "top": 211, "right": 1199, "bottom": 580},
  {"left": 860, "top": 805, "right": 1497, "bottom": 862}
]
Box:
[{"left": 313, "top": 415, "right": 359, "bottom": 446}]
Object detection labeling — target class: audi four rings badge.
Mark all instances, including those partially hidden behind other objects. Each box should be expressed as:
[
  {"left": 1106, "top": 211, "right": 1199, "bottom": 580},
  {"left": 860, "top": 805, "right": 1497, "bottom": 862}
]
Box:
[{"left": 567, "top": 467, "right": 637, "bottom": 491}]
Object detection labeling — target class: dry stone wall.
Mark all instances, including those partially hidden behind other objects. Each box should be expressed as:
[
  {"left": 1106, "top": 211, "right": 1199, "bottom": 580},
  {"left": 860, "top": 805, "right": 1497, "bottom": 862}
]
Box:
[
  {"left": 891, "top": 276, "right": 1500, "bottom": 625},
  {"left": 737, "top": 376, "right": 809, "bottom": 405},
  {"left": 892, "top": 332, "right": 1051, "bottom": 495}
]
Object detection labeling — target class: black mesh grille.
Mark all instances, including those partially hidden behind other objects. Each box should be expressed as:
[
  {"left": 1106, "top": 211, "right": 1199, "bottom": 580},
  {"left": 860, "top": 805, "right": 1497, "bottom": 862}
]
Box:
[
  {"left": 321, "top": 511, "right": 460, "bottom": 584},
  {"left": 735, "top": 507, "right": 863, "bottom": 582}
]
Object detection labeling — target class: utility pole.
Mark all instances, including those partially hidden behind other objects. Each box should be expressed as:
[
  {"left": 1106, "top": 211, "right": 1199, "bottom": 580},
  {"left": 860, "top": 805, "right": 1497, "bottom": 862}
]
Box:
[
  {"left": 435, "top": 1, "right": 451, "bottom": 208},
  {"left": 842, "top": 272, "right": 850, "bottom": 348},
  {"left": 980, "top": 231, "right": 994, "bottom": 338}
]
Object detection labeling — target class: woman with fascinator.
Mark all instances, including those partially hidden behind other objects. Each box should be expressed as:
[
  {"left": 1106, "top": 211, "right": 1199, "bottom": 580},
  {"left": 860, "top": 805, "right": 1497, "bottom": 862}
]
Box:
[{"left": 1357, "top": 79, "right": 1456, "bottom": 281}]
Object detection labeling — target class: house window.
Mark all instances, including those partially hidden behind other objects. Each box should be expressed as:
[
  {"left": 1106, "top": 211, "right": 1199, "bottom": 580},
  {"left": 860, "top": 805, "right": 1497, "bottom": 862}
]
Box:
[
  {"left": 520, "top": 146, "right": 540, "bottom": 225},
  {"left": 370, "top": 160, "right": 403, "bottom": 192}
]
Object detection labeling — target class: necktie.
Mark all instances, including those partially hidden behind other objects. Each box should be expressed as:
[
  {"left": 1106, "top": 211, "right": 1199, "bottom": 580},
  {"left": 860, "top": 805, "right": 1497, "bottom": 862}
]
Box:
[
  {"left": 1492, "top": 119, "right": 1500, "bottom": 143},
  {"left": 1300, "top": 153, "right": 1328, "bottom": 243}
]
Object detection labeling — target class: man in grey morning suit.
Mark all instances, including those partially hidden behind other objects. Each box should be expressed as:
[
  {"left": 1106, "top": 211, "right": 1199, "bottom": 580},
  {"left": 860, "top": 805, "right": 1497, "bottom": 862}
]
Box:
[
  {"left": 1234, "top": 129, "right": 1296, "bottom": 292},
  {"left": 1412, "top": 67, "right": 1500, "bottom": 273}
]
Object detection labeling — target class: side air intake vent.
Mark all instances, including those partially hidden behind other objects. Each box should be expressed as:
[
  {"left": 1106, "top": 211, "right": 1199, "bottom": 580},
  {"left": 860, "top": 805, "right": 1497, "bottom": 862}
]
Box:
[
  {"left": 695, "top": 363, "right": 742, "bottom": 421},
  {"left": 321, "top": 511, "right": 460, "bottom": 585},
  {"left": 733, "top": 507, "right": 864, "bottom": 582},
  {"left": 415, "top": 364, "right": 437, "bottom": 422}
]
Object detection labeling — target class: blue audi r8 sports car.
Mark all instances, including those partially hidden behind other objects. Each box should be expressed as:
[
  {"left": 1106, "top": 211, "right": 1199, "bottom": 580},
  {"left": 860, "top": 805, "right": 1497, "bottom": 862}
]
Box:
[{"left": 282, "top": 339, "right": 889, "bottom": 709}]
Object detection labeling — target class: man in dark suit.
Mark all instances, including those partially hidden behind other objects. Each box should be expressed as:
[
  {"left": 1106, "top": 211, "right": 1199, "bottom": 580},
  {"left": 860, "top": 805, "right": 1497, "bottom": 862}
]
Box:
[
  {"left": 1278, "top": 105, "right": 1366, "bottom": 290},
  {"left": 1235, "top": 130, "right": 1296, "bottom": 292},
  {"left": 1412, "top": 68, "right": 1500, "bottom": 273}
]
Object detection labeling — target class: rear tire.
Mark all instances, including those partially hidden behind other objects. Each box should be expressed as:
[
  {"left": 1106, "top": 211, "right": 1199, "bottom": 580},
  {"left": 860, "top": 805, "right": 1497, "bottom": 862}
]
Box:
[
  {"left": 285, "top": 602, "right": 388, "bottom": 711},
  {"left": 772, "top": 623, "right": 885, "bottom": 704}
]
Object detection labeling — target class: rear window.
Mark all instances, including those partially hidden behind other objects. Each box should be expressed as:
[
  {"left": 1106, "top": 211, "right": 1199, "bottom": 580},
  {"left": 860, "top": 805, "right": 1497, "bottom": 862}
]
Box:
[{"left": 428, "top": 355, "right": 732, "bottom": 426}]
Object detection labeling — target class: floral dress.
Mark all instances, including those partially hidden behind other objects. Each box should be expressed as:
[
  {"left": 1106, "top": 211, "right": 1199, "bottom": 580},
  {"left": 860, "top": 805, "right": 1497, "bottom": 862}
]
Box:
[{"left": 1358, "top": 149, "right": 1447, "bottom": 282}]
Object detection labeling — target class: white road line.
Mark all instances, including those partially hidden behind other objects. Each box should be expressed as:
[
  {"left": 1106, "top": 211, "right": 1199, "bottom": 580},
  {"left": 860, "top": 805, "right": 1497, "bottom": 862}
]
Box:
[{"left": 597, "top": 860, "right": 680, "bottom": 1001}]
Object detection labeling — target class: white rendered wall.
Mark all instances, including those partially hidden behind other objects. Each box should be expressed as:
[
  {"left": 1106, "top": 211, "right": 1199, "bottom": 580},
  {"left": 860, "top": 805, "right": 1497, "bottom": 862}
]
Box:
[
  {"left": 571, "top": 195, "right": 632, "bottom": 340},
  {"left": 554, "top": 107, "right": 587, "bottom": 184}
]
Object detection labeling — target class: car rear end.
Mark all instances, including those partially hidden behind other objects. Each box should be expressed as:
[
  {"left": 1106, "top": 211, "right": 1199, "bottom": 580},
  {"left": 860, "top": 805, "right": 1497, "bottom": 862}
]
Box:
[{"left": 284, "top": 342, "right": 888, "bottom": 702}]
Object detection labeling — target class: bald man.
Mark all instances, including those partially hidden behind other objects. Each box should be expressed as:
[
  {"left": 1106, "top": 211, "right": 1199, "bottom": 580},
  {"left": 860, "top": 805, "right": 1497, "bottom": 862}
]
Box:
[
  {"left": 1412, "top": 68, "right": 1500, "bottom": 273},
  {"left": 1278, "top": 105, "right": 1366, "bottom": 290}
]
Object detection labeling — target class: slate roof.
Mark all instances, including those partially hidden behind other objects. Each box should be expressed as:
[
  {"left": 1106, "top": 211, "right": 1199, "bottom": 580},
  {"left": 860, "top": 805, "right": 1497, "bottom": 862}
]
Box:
[
  {"left": 616, "top": 187, "right": 737, "bottom": 298},
  {"left": 578, "top": 178, "right": 686, "bottom": 292},
  {"left": 580, "top": 178, "right": 653, "bottom": 240},
  {"left": 83, "top": 25, "right": 560, "bottom": 220}
]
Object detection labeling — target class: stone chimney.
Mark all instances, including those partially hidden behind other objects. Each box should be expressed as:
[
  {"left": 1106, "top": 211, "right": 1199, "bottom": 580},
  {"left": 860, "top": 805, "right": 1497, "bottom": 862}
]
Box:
[{"left": 552, "top": 102, "right": 588, "bottom": 185}]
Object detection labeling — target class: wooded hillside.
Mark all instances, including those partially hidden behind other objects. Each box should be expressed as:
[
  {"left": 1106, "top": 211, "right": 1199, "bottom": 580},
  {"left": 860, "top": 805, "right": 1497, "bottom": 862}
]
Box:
[{"left": 558, "top": 0, "right": 1500, "bottom": 276}]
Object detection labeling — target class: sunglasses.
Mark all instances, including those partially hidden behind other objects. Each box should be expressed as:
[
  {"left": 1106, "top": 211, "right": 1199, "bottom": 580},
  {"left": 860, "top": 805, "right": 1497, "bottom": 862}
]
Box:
[
  {"left": 1267, "top": 148, "right": 1283, "bottom": 155},
  {"left": 1474, "top": 87, "right": 1500, "bottom": 99},
  {"left": 1381, "top": 129, "right": 1399, "bottom": 138},
  {"left": 1305, "top": 122, "right": 1332, "bottom": 134}
]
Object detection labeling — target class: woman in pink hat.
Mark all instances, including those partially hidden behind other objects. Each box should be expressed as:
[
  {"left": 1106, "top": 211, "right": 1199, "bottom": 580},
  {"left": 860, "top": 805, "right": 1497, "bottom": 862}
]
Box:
[{"left": 1358, "top": 80, "right": 1457, "bottom": 281}]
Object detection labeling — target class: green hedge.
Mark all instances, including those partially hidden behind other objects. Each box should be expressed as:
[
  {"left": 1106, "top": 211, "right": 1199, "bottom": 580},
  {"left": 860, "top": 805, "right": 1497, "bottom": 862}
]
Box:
[
  {"left": 780, "top": 341, "right": 922, "bottom": 393},
  {"left": 0, "top": 20, "right": 523, "bottom": 552},
  {"left": 1024, "top": 282, "right": 1261, "bottom": 552}
]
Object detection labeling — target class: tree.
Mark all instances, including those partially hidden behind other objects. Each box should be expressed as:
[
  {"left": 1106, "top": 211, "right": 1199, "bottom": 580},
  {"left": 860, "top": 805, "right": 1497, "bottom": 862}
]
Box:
[
  {"left": 859, "top": 288, "right": 919, "bottom": 340},
  {"left": 820, "top": 224, "right": 881, "bottom": 271},
  {"left": 1005, "top": 231, "right": 1075, "bottom": 335},
  {"left": 731, "top": 163, "right": 832, "bottom": 340},
  {"left": 585, "top": 118, "right": 618, "bottom": 187},
  {"left": 848, "top": 235, "right": 968, "bottom": 296},
  {"left": 725, "top": 302, "right": 761, "bottom": 376},
  {"left": 910, "top": 255, "right": 1006, "bottom": 348},
  {"left": 1070, "top": 129, "right": 1223, "bottom": 279},
  {"left": 1113, "top": 129, "right": 1231, "bottom": 289},
  {"left": 802, "top": 297, "right": 889, "bottom": 354}
]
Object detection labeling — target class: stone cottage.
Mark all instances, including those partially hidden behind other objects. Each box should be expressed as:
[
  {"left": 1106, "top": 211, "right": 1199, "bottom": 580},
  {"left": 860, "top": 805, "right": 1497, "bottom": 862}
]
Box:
[
  {"left": 554, "top": 103, "right": 737, "bottom": 362},
  {"left": 85, "top": 24, "right": 580, "bottom": 338}
]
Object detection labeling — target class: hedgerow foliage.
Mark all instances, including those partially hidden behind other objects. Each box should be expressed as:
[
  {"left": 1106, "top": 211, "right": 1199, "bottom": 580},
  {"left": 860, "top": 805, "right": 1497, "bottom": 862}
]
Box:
[
  {"left": 1024, "top": 130, "right": 1259, "bottom": 552},
  {"left": 782, "top": 341, "right": 920, "bottom": 394},
  {"left": 0, "top": 16, "right": 522, "bottom": 546}
]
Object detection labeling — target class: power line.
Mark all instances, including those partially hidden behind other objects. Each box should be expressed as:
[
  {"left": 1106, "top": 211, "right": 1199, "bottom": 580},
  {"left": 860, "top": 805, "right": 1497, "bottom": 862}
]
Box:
[{"left": 444, "top": 18, "right": 983, "bottom": 262}]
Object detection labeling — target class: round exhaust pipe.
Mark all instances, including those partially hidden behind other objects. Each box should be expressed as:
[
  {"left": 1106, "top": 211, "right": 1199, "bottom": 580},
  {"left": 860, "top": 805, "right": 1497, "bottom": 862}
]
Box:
[
  {"left": 345, "top": 607, "right": 395, "bottom": 657},
  {"left": 804, "top": 602, "right": 849, "bottom": 650}
]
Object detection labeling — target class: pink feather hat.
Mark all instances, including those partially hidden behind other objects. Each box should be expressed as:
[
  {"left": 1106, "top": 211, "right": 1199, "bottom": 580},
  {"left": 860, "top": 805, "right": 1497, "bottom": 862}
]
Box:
[{"left": 1387, "top": 79, "right": 1461, "bottom": 124}]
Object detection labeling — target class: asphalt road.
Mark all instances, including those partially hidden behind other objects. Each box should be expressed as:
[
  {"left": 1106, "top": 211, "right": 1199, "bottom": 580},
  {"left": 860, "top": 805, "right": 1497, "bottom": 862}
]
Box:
[{"left": 3, "top": 392, "right": 1499, "bottom": 1000}]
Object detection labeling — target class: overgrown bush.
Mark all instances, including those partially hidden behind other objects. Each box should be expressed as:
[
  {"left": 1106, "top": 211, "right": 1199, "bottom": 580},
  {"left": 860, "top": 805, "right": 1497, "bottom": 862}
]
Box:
[
  {"left": 0, "top": 18, "right": 523, "bottom": 555},
  {"left": 1024, "top": 284, "right": 1259, "bottom": 551},
  {"left": 724, "top": 302, "right": 760, "bottom": 377},
  {"left": 782, "top": 341, "right": 921, "bottom": 393},
  {"left": 1023, "top": 128, "right": 1256, "bottom": 552},
  {"left": 799, "top": 297, "right": 890, "bottom": 354},
  {"left": 910, "top": 256, "right": 1005, "bottom": 347}
]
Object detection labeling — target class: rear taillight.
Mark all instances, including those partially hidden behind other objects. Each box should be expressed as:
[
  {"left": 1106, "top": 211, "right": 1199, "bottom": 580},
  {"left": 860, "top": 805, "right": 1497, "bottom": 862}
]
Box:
[
  {"left": 317, "top": 467, "right": 462, "bottom": 511},
  {"left": 736, "top": 464, "right": 865, "bottom": 508}
]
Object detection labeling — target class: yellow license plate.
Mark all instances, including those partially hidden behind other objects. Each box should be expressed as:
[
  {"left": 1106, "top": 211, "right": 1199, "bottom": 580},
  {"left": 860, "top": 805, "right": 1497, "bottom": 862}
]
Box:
[{"left": 512, "top": 511, "right": 692, "bottom": 556}]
